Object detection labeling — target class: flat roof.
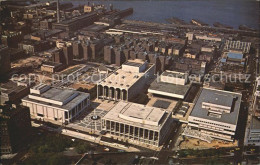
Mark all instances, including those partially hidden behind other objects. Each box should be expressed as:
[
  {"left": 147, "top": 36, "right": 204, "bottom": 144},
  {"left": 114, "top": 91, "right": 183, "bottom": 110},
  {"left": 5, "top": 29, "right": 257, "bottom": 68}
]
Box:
[
  {"left": 99, "top": 69, "right": 145, "bottom": 89},
  {"left": 227, "top": 52, "right": 243, "bottom": 60},
  {"left": 102, "top": 102, "right": 170, "bottom": 131},
  {"left": 190, "top": 88, "right": 242, "bottom": 125},
  {"left": 161, "top": 71, "right": 187, "bottom": 79},
  {"left": 35, "top": 88, "right": 76, "bottom": 102},
  {"left": 148, "top": 80, "right": 191, "bottom": 98},
  {"left": 54, "top": 12, "right": 97, "bottom": 25},
  {"left": 99, "top": 60, "right": 152, "bottom": 89},
  {"left": 42, "top": 61, "right": 62, "bottom": 67},
  {"left": 1, "top": 81, "right": 27, "bottom": 95},
  {"left": 124, "top": 61, "right": 143, "bottom": 67},
  {"left": 22, "top": 87, "right": 89, "bottom": 110},
  {"left": 82, "top": 24, "right": 107, "bottom": 32}
]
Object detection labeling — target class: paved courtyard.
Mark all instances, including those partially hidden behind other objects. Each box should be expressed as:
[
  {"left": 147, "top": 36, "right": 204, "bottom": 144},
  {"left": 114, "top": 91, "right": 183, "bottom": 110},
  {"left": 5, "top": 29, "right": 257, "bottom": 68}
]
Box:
[{"left": 67, "top": 109, "right": 108, "bottom": 132}]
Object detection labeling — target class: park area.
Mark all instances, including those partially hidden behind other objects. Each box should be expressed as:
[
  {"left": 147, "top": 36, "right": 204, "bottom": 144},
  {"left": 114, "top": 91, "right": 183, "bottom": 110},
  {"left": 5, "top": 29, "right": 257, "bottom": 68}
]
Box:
[{"left": 7, "top": 128, "right": 117, "bottom": 165}]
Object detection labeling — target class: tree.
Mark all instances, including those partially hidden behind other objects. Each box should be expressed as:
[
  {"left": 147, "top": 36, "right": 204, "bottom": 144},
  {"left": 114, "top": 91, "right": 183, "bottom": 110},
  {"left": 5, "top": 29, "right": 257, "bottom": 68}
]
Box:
[{"left": 75, "top": 143, "right": 90, "bottom": 154}]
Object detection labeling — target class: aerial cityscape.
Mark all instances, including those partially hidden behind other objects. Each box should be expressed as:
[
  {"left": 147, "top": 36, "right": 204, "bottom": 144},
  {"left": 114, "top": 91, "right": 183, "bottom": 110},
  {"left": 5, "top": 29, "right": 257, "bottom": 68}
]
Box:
[{"left": 0, "top": 0, "right": 259, "bottom": 164}]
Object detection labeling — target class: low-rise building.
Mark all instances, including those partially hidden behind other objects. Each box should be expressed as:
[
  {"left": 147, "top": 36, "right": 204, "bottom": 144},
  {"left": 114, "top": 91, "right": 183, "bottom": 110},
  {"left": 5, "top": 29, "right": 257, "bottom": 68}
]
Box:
[
  {"left": 52, "top": 12, "right": 99, "bottom": 32},
  {"left": 224, "top": 40, "right": 251, "bottom": 54},
  {"left": 18, "top": 40, "right": 52, "bottom": 55},
  {"left": 84, "top": 5, "right": 94, "bottom": 13},
  {"left": 1, "top": 31, "right": 23, "bottom": 48},
  {"left": 22, "top": 84, "right": 90, "bottom": 124},
  {"left": 199, "top": 52, "right": 214, "bottom": 62},
  {"left": 187, "top": 88, "right": 242, "bottom": 142},
  {"left": 220, "top": 51, "right": 246, "bottom": 66},
  {"left": 101, "top": 101, "right": 173, "bottom": 147},
  {"left": 41, "top": 61, "right": 64, "bottom": 73},
  {"left": 0, "top": 80, "right": 33, "bottom": 105},
  {"left": 186, "top": 32, "right": 222, "bottom": 42},
  {"left": 148, "top": 70, "right": 191, "bottom": 99}
]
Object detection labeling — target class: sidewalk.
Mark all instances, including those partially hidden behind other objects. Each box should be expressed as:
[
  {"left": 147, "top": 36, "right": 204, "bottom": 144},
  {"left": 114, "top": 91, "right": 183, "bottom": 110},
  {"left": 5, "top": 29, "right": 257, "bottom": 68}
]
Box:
[{"left": 61, "top": 129, "right": 140, "bottom": 152}]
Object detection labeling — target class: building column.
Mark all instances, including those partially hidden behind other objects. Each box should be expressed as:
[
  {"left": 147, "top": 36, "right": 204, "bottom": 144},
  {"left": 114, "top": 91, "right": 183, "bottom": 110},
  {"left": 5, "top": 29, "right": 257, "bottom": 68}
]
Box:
[
  {"left": 124, "top": 124, "right": 126, "bottom": 137},
  {"left": 148, "top": 130, "right": 150, "bottom": 141},
  {"left": 119, "top": 123, "right": 121, "bottom": 134},
  {"left": 138, "top": 127, "right": 140, "bottom": 141},
  {"left": 107, "top": 88, "right": 110, "bottom": 100},
  {"left": 97, "top": 85, "right": 99, "bottom": 99},
  {"left": 110, "top": 121, "right": 112, "bottom": 134},
  {"left": 102, "top": 86, "right": 105, "bottom": 99},
  {"left": 114, "top": 121, "right": 117, "bottom": 133},
  {"left": 115, "top": 89, "right": 118, "bottom": 100},
  {"left": 158, "top": 132, "right": 160, "bottom": 145}
]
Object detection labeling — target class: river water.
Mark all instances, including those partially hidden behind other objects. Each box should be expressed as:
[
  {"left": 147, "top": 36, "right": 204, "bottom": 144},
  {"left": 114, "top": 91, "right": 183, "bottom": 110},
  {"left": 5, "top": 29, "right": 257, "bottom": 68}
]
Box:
[{"left": 67, "top": 0, "right": 259, "bottom": 29}]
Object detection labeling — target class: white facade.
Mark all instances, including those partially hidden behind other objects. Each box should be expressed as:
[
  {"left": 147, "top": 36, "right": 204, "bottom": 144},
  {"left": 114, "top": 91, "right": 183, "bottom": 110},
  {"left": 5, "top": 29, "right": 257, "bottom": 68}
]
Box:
[
  {"left": 97, "top": 59, "right": 155, "bottom": 101},
  {"left": 22, "top": 84, "right": 90, "bottom": 124},
  {"left": 160, "top": 70, "right": 188, "bottom": 85},
  {"left": 188, "top": 116, "right": 237, "bottom": 141},
  {"left": 195, "top": 34, "right": 222, "bottom": 42},
  {"left": 187, "top": 88, "right": 241, "bottom": 142},
  {"left": 101, "top": 101, "right": 173, "bottom": 147}
]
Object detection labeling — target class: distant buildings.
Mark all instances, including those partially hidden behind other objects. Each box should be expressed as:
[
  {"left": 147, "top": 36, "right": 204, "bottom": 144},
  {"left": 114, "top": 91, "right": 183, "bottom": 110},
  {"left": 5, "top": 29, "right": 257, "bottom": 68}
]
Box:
[
  {"left": 18, "top": 39, "right": 52, "bottom": 55},
  {"left": 0, "top": 46, "right": 11, "bottom": 77},
  {"left": 101, "top": 101, "right": 173, "bottom": 147},
  {"left": 52, "top": 13, "right": 99, "bottom": 31},
  {"left": 245, "top": 116, "right": 260, "bottom": 146},
  {"left": 171, "top": 58, "right": 207, "bottom": 76},
  {"left": 183, "top": 43, "right": 201, "bottom": 59},
  {"left": 103, "top": 37, "right": 178, "bottom": 72},
  {"left": 186, "top": 32, "right": 222, "bottom": 42},
  {"left": 41, "top": 61, "right": 64, "bottom": 73},
  {"left": 220, "top": 51, "right": 246, "bottom": 66},
  {"left": 1, "top": 31, "right": 23, "bottom": 48},
  {"left": 0, "top": 105, "right": 31, "bottom": 154},
  {"left": 0, "top": 80, "right": 34, "bottom": 105},
  {"left": 186, "top": 88, "right": 242, "bottom": 142},
  {"left": 22, "top": 84, "right": 90, "bottom": 124},
  {"left": 52, "top": 45, "right": 73, "bottom": 66},
  {"left": 224, "top": 40, "right": 251, "bottom": 54},
  {"left": 84, "top": 5, "right": 93, "bottom": 13},
  {"left": 97, "top": 59, "right": 155, "bottom": 101},
  {"left": 0, "top": 47, "right": 26, "bottom": 62}
]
